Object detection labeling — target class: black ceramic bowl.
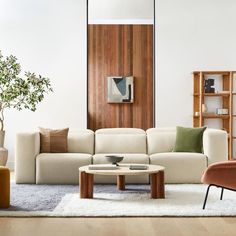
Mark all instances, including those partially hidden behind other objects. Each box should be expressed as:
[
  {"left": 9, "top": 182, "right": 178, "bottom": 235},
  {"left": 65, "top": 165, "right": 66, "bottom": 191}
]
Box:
[{"left": 106, "top": 155, "right": 124, "bottom": 165}]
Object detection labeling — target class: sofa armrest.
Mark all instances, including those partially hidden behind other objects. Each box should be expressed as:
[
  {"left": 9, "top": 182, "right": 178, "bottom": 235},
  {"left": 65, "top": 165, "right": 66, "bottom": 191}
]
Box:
[
  {"left": 15, "top": 132, "right": 40, "bottom": 183},
  {"left": 203, "top": 129, "right": 228, "bottom": 165}
]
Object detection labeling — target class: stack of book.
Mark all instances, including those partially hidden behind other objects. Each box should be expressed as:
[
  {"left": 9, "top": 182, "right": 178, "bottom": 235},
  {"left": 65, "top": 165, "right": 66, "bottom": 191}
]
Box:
[{"left": 88, "top": 164, "right": 118, "bottom": 170}]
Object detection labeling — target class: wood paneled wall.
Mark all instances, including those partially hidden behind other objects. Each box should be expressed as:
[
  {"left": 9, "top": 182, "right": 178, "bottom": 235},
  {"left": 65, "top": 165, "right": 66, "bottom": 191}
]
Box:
[{"left": 88, "top": 25, "right": 153, "bottom": 130}]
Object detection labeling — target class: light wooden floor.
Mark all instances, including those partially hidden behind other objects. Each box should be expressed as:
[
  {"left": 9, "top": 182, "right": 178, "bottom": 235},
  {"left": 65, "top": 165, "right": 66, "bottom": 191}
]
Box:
[
  {"left": 0, "top": 217, "right": 236, "bottom": 236},
  {"left": 1, "top": 173, "right": 235, "bottom": 236}
]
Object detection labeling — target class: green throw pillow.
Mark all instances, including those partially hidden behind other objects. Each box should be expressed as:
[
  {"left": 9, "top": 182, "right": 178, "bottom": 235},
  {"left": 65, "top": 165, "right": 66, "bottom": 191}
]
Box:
[{"left": 173, "top": 126, "right": 207, "bottom": 153}]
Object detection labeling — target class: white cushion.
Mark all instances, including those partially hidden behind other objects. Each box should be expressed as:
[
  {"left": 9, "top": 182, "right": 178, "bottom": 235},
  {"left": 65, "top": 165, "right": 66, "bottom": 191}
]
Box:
[
  {"left": 92, "top": 153, "right": 149, "bottom": 183},
  {"left": 95, "top": 128, "right": 146, "bottom": 154},
  {"left": 68, "top": 130, "right": 94, "bottom": 154},
  {"left": 146, "top": 128, "right": 176, "bottom": 154},
  {"left": 150, "top": 152, "right": 207, "bottom": 183},
  {"left": 36, "top": 153, "right": 92, "bottom": 184}
]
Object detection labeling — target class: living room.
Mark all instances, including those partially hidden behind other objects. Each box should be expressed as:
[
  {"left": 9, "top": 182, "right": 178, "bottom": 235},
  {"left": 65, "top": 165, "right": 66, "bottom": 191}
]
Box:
[{"left": 0, "top": 0, "right": 236, "bottom": 235}]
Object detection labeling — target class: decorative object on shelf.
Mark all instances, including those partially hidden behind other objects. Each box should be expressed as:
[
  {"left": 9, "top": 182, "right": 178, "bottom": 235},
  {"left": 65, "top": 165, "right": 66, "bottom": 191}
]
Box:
[
  {"left": 204, "top": 78, "right": 215, "bottom": 93},
  {"left": 107, "top": 76, "right": 133, "bottom": 103},
  {"left": 0, "top": 50, "right": 53, "bottom": 166},
  {"left": 202, "top": 104, "right": 208, "bottom": 113},
  {"left": 216, "top": 108, "right": 229, "bottom": 115},
  {"left": 106, "top": 155, "right": 124, "bottom": 165}
]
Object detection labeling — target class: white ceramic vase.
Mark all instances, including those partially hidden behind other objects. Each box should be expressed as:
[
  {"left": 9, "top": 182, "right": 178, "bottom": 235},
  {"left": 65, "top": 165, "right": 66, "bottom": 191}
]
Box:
[
  {"left": 202, "top": 104, "right": 208, "bottom": 113},
  {"left": 0, "top": 131, "right": 8, "bottom": 166}
]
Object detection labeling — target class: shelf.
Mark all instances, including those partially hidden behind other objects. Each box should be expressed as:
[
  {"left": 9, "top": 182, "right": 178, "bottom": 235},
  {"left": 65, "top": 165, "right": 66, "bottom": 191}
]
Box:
[
  {"left": 194, "top": 114, "right": 230, "bottom": 119},
  {"left": 193, "top": 71, "right": 232, "bottom": 75},
  {"left": 193, "top": 93, "right": 230, "bottom": 97},
  {"left": 204, "top": 93, "right": 230, "bottom": 97},
  {"left": 203, "top": 114, "right": 230, "bottom": 119},
  {"left": 193, "top": 71, "right": 235, "bottom": 160}
]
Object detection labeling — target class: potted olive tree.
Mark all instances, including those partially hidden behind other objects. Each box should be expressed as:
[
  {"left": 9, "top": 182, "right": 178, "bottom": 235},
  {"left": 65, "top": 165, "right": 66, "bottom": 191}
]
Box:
[{"left": 0, "top": 51, "right": 53, "bottom": 166}]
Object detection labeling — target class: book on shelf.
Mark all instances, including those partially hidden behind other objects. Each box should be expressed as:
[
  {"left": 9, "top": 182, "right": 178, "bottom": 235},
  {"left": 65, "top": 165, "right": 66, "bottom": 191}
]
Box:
[{"left": 88, "top": 164, "right": 118, "bottom": 170}]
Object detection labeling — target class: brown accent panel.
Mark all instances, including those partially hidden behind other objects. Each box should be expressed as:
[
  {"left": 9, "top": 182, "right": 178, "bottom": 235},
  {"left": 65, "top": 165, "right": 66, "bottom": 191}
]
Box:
[{"left": 88, "top": 25, "right": 153, "bottom": 130}]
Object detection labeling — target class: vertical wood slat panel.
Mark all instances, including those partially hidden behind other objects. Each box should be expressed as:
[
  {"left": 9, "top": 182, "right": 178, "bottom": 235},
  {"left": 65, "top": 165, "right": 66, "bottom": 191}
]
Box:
[{"left": 88, "top": 25, "right": 153, "bottom": 130}]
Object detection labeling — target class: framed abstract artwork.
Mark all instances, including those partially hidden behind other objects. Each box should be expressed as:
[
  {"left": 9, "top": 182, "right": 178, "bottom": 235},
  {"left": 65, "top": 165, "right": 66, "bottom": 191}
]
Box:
[{"left": 107, "top": 76, "right": 134, "bottom": 103}]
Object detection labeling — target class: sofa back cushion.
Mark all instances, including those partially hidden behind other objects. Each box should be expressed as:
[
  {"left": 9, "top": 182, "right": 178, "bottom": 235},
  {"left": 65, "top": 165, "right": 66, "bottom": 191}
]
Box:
[
  {"left": 95, "top": 128, "right": 146, "bottom": 154},
  {"left": 68, "top": 130, "right": 94, "bottom": 154},
  {"left": 146, "top": 128, "right": 176, "bottom": 155}
]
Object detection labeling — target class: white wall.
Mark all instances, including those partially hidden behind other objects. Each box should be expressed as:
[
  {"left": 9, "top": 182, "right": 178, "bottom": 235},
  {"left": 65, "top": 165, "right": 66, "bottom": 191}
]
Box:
[
  {"left": 2, "top": 0, "right": 236, "bottom": 168},
  {"left": 155, "top": 0, "right": 236, "bottom": 127},
  {"left": 89, "top": 0, "right": 154, "bottom": 24},
  {"left": 0, "top": 0, "right": 87, "bottom": 169}
]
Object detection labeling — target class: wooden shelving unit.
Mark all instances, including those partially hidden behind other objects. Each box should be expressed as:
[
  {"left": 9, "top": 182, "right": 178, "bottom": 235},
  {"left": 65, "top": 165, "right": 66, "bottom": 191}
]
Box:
[{"left": 193, "top": 71, "right": 236, "bottom": 160}]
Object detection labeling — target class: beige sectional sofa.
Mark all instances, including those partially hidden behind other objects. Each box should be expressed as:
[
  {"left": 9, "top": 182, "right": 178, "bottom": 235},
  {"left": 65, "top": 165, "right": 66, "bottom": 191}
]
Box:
[{"left": 15, "top": 127, "right": 228, "bottom": 184}]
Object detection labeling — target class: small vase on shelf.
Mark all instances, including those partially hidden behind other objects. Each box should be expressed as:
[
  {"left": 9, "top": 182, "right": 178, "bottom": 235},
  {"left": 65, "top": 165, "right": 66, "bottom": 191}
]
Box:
[{"left": 202, "top": 104, "right": 208, "bottom": 113}]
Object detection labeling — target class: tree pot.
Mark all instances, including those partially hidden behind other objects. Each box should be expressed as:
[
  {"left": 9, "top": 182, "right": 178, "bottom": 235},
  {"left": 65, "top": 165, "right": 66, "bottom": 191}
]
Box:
[{"left": 0, "top": 131, "right": 8, "bottom": 166}]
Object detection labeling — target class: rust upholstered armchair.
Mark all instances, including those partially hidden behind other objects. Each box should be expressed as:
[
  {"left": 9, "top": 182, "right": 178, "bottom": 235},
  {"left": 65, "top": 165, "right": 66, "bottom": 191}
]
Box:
[{"left": 201, "top": 160, "right": 236, "bottom": 209}]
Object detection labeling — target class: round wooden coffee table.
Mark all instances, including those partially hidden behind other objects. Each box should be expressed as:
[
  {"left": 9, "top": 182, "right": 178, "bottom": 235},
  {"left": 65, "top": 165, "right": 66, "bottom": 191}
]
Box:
[{"left": 78, "top": 164, "right": 165, "bottom": 199}]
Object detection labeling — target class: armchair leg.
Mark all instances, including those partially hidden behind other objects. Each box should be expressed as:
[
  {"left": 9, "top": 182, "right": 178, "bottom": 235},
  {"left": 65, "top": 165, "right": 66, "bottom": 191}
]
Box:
[
  {"left": 220, "top": 188, "right": 224, "bottom": 200},
  {"left": 203, "top": 184, "right": 212, "bottom": 210}
]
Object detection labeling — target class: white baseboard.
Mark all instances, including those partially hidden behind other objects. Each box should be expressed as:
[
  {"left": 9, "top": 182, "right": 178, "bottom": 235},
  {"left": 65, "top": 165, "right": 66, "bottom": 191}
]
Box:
[
  {"left": 6, "top": 161, "right": 14, "bottom": 171},
  {"left": 88, "top": 19, "right": 154, "bottom": 25}
]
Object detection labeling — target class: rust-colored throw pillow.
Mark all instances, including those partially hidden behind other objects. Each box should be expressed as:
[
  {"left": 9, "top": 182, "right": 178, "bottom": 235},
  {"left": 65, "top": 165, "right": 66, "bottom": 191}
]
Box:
[{"left": 39, "top": 127, "right": 69, "bottom": 153}]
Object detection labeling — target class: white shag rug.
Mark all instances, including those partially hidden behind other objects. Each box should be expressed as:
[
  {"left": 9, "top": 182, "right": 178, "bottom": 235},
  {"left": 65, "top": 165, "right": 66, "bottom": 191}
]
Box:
[{"left": 1, "top": 184, "right": 236, "bottom": 217}]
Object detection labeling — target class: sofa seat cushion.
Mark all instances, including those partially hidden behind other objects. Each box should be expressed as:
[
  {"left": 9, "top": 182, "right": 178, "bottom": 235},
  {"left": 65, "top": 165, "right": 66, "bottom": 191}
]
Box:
[
  {"left": 92, "top": 154, "right": 149, "bottom": 183},
  {"left": 36, "top": 153, "right": 92, "bottom": 184},
  {"left": 150, "top": 152, "right": 207, "bottom": 183}
]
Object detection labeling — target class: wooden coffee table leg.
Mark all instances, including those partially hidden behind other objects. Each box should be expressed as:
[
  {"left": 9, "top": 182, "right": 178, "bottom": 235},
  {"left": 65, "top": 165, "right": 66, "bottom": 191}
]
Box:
[
  {"left": 150, "top": 171, "right": 165, "bottom": 199},
  {"left": 79, "top": 172, "right": 94, "bottom": 199},
  {"left": 87, "top": 173, "right": 94, "bottom": 198},
  {"left": 117, "top": 175, "right": 125, "bottom": 190},
  {"left": 79, "top": 171, "right": 88, "bottom": 198}
]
